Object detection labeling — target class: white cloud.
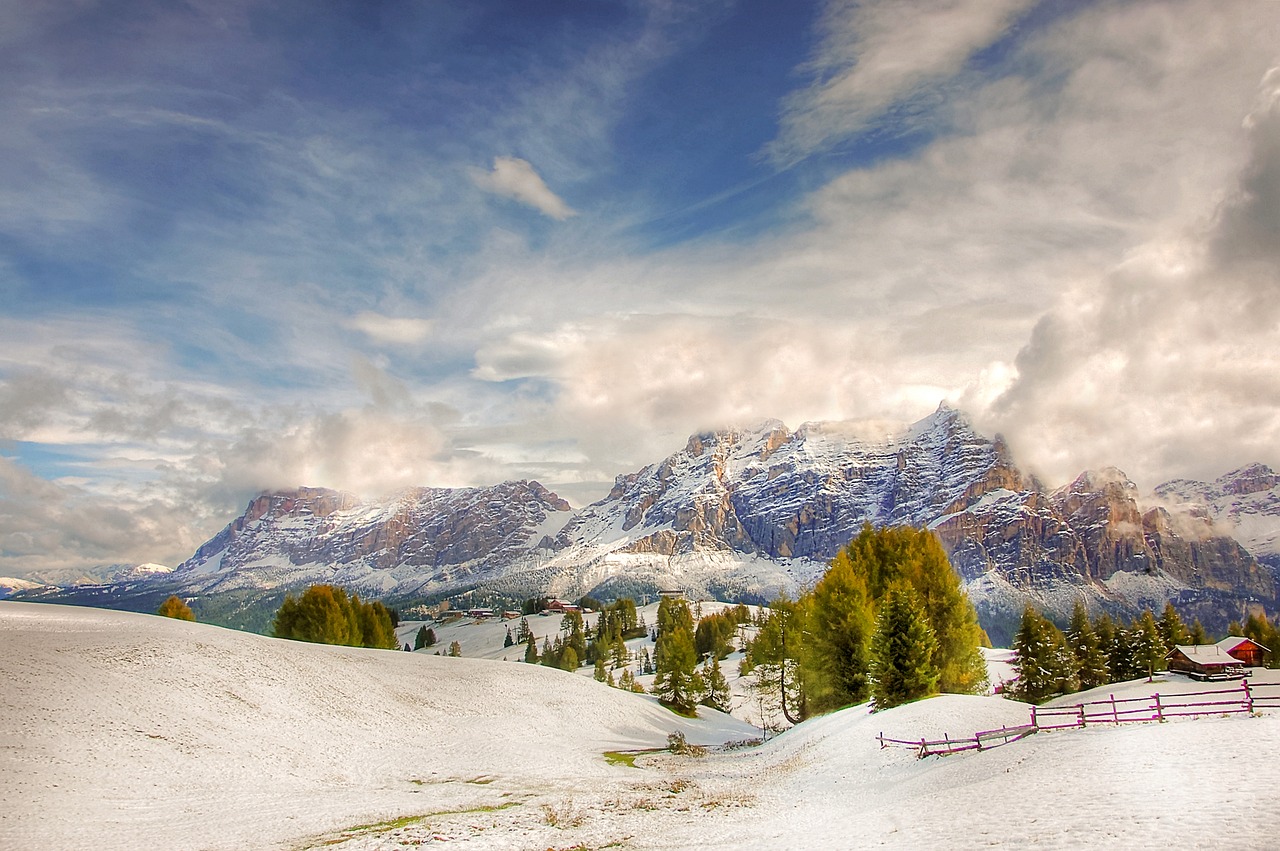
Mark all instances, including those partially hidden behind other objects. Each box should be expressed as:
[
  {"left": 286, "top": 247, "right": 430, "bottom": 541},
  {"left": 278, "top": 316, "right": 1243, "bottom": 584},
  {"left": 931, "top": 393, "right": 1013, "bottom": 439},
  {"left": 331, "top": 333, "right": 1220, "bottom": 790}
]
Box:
[
  {"left": 985, "top": 62, "right": 1280, "bottom": 487},
  {"left": 349, "top": 312, "right": 433, "bottom": 346},
  {"left": 470, "top": 156, "right": 577, "bottom": 221},
  {"left": 768, "top": 0, "right": 1036, "bottom": 164}
]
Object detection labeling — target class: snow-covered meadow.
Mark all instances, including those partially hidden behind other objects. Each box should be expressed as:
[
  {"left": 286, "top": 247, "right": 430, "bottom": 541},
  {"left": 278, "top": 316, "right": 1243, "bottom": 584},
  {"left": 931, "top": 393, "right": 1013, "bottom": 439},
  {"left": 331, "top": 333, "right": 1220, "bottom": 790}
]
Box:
[{"left": 3, "top": 601, "right": 1278, "bottom": 850}]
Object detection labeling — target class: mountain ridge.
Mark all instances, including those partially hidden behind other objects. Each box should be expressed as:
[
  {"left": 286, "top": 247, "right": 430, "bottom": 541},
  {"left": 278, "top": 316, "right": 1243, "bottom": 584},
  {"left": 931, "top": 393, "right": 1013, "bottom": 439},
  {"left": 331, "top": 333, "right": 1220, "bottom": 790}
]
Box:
[{"left": 16, "top": 406, "right": 1280, "bottom": 642}]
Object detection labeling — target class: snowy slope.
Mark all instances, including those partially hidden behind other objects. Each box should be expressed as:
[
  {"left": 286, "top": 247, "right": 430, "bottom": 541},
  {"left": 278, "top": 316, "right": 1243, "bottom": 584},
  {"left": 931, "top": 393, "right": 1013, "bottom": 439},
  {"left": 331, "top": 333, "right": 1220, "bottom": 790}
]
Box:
[
  {"left": 0, "top": 602, "right": 753, "bottom": 851},
  {"left": 7, "top": 602, "right": 1279, "bottom": 851}
]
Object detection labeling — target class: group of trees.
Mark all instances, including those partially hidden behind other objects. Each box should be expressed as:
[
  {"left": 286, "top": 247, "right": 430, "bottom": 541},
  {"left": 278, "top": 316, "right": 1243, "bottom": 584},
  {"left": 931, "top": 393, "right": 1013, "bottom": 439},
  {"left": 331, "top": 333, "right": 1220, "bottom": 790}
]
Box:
[
  {"left": 520, "top": 610, "right": 589, "bottom": 672},
  {"left": 1010, "top": 601, "right": 1280, "bottom": 704},
  {"left": 647, "top": 596, "right": 755, "bottom": 714},
  {"left": 740, "top": 524, "right": 989, "bottom": 718},
  {"left": 272, "top": 584, "right": 399, "bottom": 650}
]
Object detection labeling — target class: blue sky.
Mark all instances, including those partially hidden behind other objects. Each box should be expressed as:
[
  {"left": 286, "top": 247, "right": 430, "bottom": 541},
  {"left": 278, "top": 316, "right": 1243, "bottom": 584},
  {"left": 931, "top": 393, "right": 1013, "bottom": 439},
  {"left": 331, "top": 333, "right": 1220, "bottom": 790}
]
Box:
[{"left": 3, "top": 0, "right": 1280, "bottom": 574}]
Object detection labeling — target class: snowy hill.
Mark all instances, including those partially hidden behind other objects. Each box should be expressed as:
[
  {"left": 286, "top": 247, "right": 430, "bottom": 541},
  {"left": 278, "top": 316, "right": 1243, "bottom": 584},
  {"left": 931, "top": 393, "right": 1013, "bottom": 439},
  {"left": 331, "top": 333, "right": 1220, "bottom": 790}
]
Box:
[
  {"left": 0, "top": 601, "right": 753, "bottom": 850},
  {"left": 5, "top": 602, "right": 1279, "bottom": 850}
]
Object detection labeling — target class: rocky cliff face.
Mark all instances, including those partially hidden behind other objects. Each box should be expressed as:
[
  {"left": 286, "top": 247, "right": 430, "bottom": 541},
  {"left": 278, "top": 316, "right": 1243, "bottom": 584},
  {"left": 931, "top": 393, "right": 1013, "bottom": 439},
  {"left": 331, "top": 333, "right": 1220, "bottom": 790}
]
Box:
[
  {"left": 27, "top": 407, "right": 1276, "bottom": 642},
  {"left": 172, "top": 481, "right": 573, "bottom": 595},
  {"left": 1155, "top": 463, "right": 1280, "bottom": 573}
]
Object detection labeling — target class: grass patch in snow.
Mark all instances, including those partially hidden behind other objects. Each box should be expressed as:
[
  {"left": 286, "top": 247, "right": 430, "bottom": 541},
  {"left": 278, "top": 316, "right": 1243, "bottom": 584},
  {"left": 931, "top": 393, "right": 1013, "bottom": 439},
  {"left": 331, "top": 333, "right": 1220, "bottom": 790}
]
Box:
[
  {"left": 317, "top": 801, "right": 521, "bottom": 845},
  {"left": 602, "top": 748, "right": 661, "bottom": 768}
]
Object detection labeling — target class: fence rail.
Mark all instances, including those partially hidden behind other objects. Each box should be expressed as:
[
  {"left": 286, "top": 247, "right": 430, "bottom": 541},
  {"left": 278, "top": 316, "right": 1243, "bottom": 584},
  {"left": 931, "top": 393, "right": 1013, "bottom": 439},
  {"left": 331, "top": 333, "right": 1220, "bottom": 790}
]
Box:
[{"left": 878, "top": 678, "right": 1280, "bottom": 758}]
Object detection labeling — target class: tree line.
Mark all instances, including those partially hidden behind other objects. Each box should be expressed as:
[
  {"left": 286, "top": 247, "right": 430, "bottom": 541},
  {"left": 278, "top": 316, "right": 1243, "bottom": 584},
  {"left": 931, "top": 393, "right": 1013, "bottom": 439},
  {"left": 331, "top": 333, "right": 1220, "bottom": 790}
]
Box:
[{"left": 1010, "top": 601, "right": 1280, "bottom": 704}]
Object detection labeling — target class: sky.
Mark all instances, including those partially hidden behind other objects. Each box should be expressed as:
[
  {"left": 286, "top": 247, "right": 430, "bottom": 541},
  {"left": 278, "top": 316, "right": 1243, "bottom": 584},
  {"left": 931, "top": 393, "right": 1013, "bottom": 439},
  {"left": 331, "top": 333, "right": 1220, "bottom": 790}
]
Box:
[{"left": 2, "top": 0, "right": 1280, "bottom": 575}]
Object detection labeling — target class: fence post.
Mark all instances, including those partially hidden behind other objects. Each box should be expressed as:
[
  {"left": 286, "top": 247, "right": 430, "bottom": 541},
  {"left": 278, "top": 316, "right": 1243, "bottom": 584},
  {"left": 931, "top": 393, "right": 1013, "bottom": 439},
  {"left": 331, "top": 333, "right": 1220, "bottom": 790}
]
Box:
[
  {"left": 1243, "top": 680, "right": 1254, "bottom": 714},
  {"left": 1110, "top": 694, "right": 1118, "bottom": 725},
  {"left": 1030, "top": 705, "right": 1038, "bottom": 730},
  {"left": 918, "top": 739, "right": 927, "bottom": 759},
  {"left": 1078, "top": 704, "right": 1087, "bottom": 729},
  {"left": 1153, "top": 693, "right": 1164, "bottom": 723},
  {"left": 878, "top": 732, "right": 884, "bottom": 749}
]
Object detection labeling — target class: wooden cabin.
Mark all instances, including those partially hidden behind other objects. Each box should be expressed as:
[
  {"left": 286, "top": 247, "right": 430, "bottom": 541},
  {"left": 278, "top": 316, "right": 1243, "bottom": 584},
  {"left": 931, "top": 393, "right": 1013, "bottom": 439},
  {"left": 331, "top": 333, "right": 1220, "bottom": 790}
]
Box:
[
  {"left": 1165, "top": 644, "right": 1246, "bottom": 681},
  {"left": 1216, "top": 636, "right": 1269, "bottom": 667}
]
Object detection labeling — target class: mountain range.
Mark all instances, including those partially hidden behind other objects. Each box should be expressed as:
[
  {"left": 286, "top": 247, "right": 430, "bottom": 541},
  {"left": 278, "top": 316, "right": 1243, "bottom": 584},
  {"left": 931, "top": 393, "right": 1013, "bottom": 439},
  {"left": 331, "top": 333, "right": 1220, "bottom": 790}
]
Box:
[{"left": 15, "top": 405, "right": 1280, "bottom": 643}]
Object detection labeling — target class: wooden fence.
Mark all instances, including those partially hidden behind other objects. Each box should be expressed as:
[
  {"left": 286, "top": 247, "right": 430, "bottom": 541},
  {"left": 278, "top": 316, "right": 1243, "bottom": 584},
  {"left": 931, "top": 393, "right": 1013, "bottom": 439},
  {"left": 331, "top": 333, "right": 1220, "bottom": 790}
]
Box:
[{"left": 877, "top": 678, "right": 1280, "bottom": 759}]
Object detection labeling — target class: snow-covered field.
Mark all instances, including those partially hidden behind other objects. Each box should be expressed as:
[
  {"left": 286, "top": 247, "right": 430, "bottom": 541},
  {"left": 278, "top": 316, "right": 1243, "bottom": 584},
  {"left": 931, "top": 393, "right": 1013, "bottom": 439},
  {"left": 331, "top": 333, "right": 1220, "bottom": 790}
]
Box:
[{"left": 4, "top": 601, "right": 1279, "bottom": 850}]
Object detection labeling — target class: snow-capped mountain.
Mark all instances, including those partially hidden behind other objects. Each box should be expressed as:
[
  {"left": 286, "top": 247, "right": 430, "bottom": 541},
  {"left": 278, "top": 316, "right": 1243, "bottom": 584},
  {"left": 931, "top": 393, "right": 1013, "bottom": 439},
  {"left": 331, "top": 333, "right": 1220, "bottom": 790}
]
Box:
[
  {"left": 0, "top": 576, "right": 44, "bottom": 599},
  {"left": 17, "top": 406, "right": 1275, "bottom": 642},
  {"left": 1155, "top": 463, "right": 1280, "bottom": 572},
  {"left": 173, "top": 481, "right": 573, "bottom": 597}
]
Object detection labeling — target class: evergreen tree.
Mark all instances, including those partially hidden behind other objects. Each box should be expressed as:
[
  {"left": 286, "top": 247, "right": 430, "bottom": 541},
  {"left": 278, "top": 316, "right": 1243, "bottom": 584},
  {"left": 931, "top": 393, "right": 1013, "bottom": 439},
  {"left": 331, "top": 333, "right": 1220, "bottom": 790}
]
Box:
[
  {"left": 1130, "top": 610, "right": 1165, "bottom": 678},
  {"left": 700, "top": 655, "right": 731, "bottom": 713},
  {"left": 516, "top": 617, "right": 532, "bottom": 643},
  {"left": 413, "top": 625, "right": 430, "bottom": 650},
  {"left": 1158, "top": 602, "right": 1188, "bottom": 651},
  {"left": 523, "top": 632, "right": 538, "bottom": 664},
  {"left": 448, "top": 640, "right": 462, "bottom": 657},
  {"left": 560, "top": 645, "right": 579, "bottom": 672},
  {"left": 1189, "top": 619, "right": 1210, "bottom": 645},
  {"left": 868, "top": 584, "right": 939, "bottom": 710},
  {"left": 1066, "top": 600, "right": 1109, "bottom": 689},
  {"left": 594, "top": 655, "right": 607, "bottom": 682},
  {"left": 1010, "top": 606, "right": 1076, "bottom": 704},
  {"left": 504, "top": 627, "right": 515, "bottom": 648},
  {"left": 653, "top": 609, "right": 700, "bottom": 714},
  {"left": 157, "top": 595, "right": 195, "bottom": 622}
]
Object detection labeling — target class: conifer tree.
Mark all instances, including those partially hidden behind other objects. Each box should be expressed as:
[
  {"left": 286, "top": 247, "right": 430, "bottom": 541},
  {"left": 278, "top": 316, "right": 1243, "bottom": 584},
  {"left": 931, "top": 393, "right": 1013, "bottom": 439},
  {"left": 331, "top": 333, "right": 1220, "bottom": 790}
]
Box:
[
  {"left": 700, "top": 655, "right": 731, "bottom": 713},
  {"left": 516, "top": 617, "right": 532, "bottom": 643},
  {"left": 413, "top": 625, "right": 430, "bottom": 650},
  {"left": 1130, "top": 610, "right": 1165, "bottom": 678},
  {"left": 157, "top": 595, "right": 195, "bottom": 622},
  {"left": 594, "top": 655, "right": 607, "bottom": 682},
  {"left": 1105, "top": 620, "right": 1141, "bottom": 682},
  {"left": 1189, "top": 619, "right": 1209, "bottom": 645},
  {"left": 504, "top": 627, "right": 515, "bottom": 648},
  {"left": 653, "top": 605, "right": 700, "bottom": 714},
  {"left": 868, "top": 584, "right": 939, "bottom": 710},
  {"left": 448, "top": 640, "right": 462, "bottom": 657},
  {"left": 523, "top": 632, "right": 539, "bottom": 664},
  {"left": 1158, "top": 602, "right": 1188, "bottom": 651},
  {"left": 1010, "top": 606, "right": 1076, "bottom": 703},
  {"left": 1066, "top": 600, "right": 1109, "bottom": 689}
]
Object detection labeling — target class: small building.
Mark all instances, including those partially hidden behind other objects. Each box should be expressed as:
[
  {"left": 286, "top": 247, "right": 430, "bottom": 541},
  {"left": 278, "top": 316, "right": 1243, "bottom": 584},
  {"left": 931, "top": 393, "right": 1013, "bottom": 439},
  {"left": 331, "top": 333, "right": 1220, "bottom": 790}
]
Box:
[
  {"left": 467, "top": 608, "right": 495, "bottom": 620},
  {"left": 544, "top": 600, "right": 581, "bottom": 614},
  {"left": 657, "top": 589, "right": 684, "bottom": 599},
  {"left": 501, "top": 610, "right": 521, "bottom": 620},
  {"left": 1216, "top": 636, "right": 1269, "bottom": 667},
  {"left": 1166, "top": 644, "right": 1246, "bottom": 681}
]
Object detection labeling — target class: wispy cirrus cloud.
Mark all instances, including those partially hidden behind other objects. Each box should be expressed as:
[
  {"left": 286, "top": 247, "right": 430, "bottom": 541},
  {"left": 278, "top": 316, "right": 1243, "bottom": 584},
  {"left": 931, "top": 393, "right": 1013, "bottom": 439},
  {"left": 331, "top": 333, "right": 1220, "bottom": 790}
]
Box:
[{"left": 767, "top": 0, "right": 1036, "bottom": 164}]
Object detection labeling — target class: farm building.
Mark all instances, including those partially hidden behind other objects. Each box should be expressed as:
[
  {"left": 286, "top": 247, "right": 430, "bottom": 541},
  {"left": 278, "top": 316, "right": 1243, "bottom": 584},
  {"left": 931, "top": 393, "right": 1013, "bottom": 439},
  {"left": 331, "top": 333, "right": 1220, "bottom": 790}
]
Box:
[
  {"left": 1166, "top": 644, "right": 1246, "bottom": 680},
  {"left": 1215, "top": 636, "right": 1269, "bottom": 667}
]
